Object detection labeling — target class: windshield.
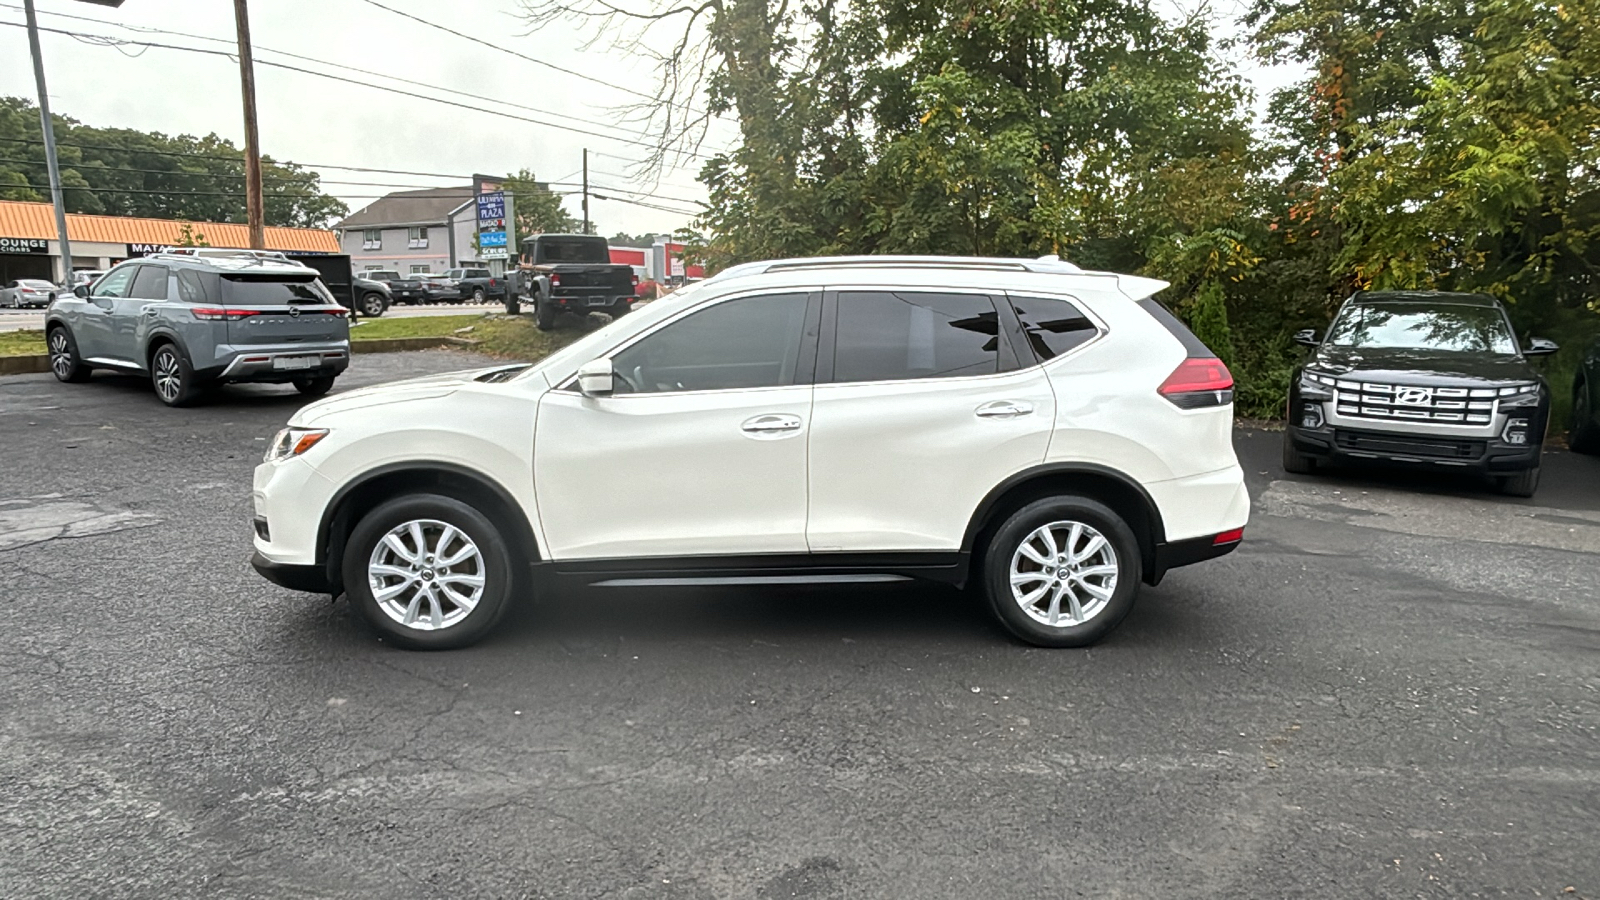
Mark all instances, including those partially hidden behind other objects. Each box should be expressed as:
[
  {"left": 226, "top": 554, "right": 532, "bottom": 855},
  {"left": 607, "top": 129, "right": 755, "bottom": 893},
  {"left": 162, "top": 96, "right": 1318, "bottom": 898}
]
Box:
[{"left": 1326, "top": 303, "right": 1517, "bottom": 354}]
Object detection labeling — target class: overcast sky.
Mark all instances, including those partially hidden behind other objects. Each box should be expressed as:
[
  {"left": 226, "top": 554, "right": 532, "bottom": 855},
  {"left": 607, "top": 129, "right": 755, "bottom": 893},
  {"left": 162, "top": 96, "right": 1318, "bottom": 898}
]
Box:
[{"left": 0, "top": 0, "right": 1301, "bottom": 237}]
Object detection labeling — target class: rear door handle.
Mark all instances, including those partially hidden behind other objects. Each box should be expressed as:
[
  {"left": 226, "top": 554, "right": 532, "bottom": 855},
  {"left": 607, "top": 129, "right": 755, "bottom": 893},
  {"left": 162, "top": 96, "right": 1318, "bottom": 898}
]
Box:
[
  {"left": 741, "top": 413, "right": 803, "bottom": 435},
  {"left": 975, "top": 400, "right": 1034, "bottom": 419}
]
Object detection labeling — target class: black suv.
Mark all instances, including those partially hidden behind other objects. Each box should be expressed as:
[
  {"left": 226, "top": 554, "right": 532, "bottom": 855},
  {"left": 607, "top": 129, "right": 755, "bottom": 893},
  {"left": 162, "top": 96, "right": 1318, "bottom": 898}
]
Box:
[{"left": 1283, "top": 291, "right": 1558, "bottom": 496}]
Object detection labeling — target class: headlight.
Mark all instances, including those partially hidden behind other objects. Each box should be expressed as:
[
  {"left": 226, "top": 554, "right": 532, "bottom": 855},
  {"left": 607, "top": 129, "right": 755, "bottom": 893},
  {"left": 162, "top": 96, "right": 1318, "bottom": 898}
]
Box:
[
  {"left": 265, "top": 427, "right": 329, "bottom": 463},
  {"left": 1496, "top": 383, "right": 1541, "bottom": 408}
]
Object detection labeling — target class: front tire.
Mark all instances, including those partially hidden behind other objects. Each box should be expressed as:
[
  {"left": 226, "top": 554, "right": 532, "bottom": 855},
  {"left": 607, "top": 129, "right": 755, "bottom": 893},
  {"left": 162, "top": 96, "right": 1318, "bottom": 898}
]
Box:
[
  {"left": 360, "top": 292, "right": 387, "bottom": 318},
  {"left": 1282, "top": 432, "right": 1317, "bottom": 474},
  {"left": 48, "top": 326, "right": 91, "bottom": 383},
  {"left": 342, "top": 494, "right": 515, "bottom": 649},
  {"left": 150, "top": 343, "right": 200, "bottom": 407},
  {"left": 1496, "top": 466, "right": 1540, "bottom": 498},
  {"left": 982, "top": 497, "right": 1141, "bottom": 648},
  {"left": 1570, "top": 379, "right": 1600, "bottom": 455}
]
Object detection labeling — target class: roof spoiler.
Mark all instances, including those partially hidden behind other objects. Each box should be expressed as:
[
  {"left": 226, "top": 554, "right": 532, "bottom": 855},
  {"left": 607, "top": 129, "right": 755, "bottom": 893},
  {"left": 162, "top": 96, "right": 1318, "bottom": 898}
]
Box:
[{"left": 1118, "top": 274, "right": 1169, "bottom": 301}]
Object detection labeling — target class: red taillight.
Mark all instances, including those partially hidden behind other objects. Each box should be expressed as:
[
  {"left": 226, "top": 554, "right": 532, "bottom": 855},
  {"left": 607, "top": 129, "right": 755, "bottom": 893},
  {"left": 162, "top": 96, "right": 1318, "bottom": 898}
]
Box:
[
  {"left": 1213, "top": 527, "right": 1244, "bottom": 545},
  {"left": 304, "top": 307, "right": 348, "bottom": 317},
  {"left": 488, "top": 278, "right": 497, "bottom": 287},
  {"left": 632, "top": 274, "right": 640, "bottom": 285},
  {"left": 1158, "top": 357, "right": 1233, "bottom": 409},
  {"left": 191, "top": 308, "right": 262, "bottom": 320},
  {"left": 550, "top": 274, "right": 562, "bottom": 286}
]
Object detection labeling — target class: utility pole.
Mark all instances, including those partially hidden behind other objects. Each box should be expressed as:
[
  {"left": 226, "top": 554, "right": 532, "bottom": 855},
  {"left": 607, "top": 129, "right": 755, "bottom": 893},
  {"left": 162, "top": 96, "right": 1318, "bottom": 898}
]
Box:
[
  {"left": 24, "top": 0, "right": 73, "bottom": 283},
  {"left": 233, "top": 0, "right": 265, "bottom": 250},
  {"left": 581, "top": 148, "right": 590, "bottom": 235}
]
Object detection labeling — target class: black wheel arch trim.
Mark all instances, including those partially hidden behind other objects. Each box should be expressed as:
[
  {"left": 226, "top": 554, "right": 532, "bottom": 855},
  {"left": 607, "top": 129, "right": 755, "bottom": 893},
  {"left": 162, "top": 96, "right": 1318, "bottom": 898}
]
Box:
[
  {"left": 315, "top": 461, "right": 542, "bottom": 591},
  {"left": 960, "top": 462, "right": 1169, "bottom": 583}
]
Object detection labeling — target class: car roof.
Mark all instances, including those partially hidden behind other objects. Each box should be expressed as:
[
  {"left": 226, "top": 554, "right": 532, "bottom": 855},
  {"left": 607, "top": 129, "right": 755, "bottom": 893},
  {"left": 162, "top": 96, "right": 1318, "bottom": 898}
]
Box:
[
  {"left": 1350, "top": 290, "right": 1502, "bottom": 309},
  {"left": 705, "top": 255, "right": 1169, "bottom": 300},
  {"left": 133, "top": 250, "right": 313, "bottom": 277}
]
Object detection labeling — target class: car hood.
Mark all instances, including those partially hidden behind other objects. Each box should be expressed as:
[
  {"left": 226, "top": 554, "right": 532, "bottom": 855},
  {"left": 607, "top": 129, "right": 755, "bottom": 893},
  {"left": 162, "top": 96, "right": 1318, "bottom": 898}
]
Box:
[
  {"left": 290, "top": 364, "right": 527, "bottom": 426},
  {"left": 1311, "top": 346, "right": 1540, "bottom": 387}
]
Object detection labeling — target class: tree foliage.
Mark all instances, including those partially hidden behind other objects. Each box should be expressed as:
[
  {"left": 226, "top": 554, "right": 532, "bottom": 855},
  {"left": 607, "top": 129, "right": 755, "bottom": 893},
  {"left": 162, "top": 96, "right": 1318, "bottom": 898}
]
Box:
[
  {"left": 0, "top": 97, "right": 347, "bottom": 228},
  {"left": 504, "top": 168, "right": 579, "bottom": 236},
  {"left": 524, "top": 0, "right": 1600, "bottom": 422}
]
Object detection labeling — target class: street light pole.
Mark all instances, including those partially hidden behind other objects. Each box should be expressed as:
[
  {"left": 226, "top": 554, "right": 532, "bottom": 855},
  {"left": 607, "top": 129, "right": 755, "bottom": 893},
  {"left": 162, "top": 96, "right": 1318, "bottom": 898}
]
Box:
[
  {"left": 23, "top": 0, "right": 74, "bottom": 282},
  {"left": 582, "top": 148, "right": 590, "bottom": 235},
  {"left": 232, "top": 0, "right": 265, "bottom": 250}
]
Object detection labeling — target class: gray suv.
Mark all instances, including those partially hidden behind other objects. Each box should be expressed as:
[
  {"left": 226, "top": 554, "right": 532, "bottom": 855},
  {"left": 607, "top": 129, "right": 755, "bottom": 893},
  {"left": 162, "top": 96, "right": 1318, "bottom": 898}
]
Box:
[{"left": 46, "top": 253, "right": 351, "bottom": 407}]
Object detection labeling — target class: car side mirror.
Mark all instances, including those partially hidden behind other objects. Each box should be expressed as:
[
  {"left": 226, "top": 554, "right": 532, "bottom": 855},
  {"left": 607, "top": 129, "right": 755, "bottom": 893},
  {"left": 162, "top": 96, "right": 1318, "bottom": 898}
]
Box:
[
  {"left": 1292, "top": 328, "right": 1320, "bottom": 348},
  {"left": 73, "top": 284, "right": 90, "bottom": 298},
  {"left": 1524, "top": 337, "right": 1558, "bottom": 356},
  {"left": 576, "top": 358, "right": 614, "bottom": 397}
]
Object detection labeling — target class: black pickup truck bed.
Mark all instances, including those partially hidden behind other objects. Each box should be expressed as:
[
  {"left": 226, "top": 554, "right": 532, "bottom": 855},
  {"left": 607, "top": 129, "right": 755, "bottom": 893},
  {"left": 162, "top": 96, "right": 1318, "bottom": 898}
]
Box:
[{"left": 518, "top": 234, "right": 637, "bottom": 329}]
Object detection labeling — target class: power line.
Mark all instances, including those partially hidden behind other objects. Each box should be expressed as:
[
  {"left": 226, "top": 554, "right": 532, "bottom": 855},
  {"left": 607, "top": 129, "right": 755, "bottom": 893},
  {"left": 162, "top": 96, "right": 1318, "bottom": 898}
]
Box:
[
  {"left": 0, "top": 2, "right": 661, "bottom": 144},
  {"left": 0, "top": 177, "right": 420, "bottom": 200},
  {"left": 0, "top": 155, "right": 461, "bottom": 190},
  {"left": 0, "top": 137, "right": 474, "bottom": 180},
  {"left": 353, "top": 0, "right": 720, "bottom": 120},
  {"left": 0, "top": 19, "right": 716, "bottom": 160}
]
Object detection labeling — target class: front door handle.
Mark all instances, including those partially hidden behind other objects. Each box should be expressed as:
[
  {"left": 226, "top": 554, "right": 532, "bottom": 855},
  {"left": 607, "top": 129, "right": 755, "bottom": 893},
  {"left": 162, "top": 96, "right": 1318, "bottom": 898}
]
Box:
[
  {"left": 975, "top": 400, "right": 1034, "bottom": 419},
  {"left": 741, "top": 413, "right": 803, "bottom": 435}
]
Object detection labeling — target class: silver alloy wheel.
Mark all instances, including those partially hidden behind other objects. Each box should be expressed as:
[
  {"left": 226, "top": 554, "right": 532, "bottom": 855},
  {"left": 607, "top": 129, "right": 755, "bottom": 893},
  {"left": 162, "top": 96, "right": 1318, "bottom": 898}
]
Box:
[
  {"left": 48, "top": 330, "right": 71, "bottom": 378},
  {"left": 363, "top": 294, "right": 384, "bottom": 316},
  {"left": 367, "top": 518, "right": 486, "bottom": 631},
  {"left": 152, "top": 348, "right": 182, "bottom": 403},
  {"left": 1009, "top": 520, "right": 1119, "bottom": 628}
]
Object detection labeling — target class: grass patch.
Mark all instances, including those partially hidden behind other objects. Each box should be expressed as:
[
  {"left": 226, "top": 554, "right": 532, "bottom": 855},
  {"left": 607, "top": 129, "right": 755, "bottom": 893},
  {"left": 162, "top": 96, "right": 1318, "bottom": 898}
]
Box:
[
  {"left": 350, "top": 314, "right": 486, "bottom": 340},
  {"left": 0, "top": 329, "right": 45, "bottom": 357},
  {"left": 469, "top": 315, "right": 585, "bottom": 361}
]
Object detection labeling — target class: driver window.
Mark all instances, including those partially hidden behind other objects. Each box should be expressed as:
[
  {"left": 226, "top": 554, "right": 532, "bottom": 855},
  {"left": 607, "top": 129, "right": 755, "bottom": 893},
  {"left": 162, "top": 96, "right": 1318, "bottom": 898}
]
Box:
[
  {"left": 611, "top": 293, "right": 810, "bottom": 393},
  {"left": 94, "top": 266, "right": 136, "bottom": 299}
]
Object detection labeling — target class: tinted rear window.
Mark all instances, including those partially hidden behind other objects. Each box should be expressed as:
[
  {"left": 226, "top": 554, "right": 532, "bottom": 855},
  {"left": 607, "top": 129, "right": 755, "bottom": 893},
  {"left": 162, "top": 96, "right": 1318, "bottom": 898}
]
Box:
[
  {"left": 221, "top": 274, "right": 332, "bottom": 306},
  {"left": 832, "top": 291, "right": 1001, "bottom": 383},
  {"left": 538, "top": 238, "right": 609, "bottom": 264},
  {"left": 1137, "top": 298, "right": 1214, "bottom": 358},
  {"left": 1011, "top": 296, "right": 1099, "bottom": 360}
]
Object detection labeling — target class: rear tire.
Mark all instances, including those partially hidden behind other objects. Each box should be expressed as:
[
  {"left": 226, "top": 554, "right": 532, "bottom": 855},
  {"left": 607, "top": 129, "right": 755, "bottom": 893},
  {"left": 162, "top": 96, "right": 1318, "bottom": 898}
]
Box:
[
  {"left": 982, "top": 496, "right": 1141, "bottom": 648},
  {"left": 472, "top": 287, "right": 486, "bottom": 303},
  {"left": 609, "top": 300, "right": 632, "bottom": 319},
  {"left": 1570, "top": 379, "right": 1600, "bottom": 455},
  {"left": 1496, "top": 466, "right": 1540, "bottom": 498},
  {"left": 1281, "top": 432, "right": 1317, "bottom": 474},
  {"left": 150, "top": 343, "right": 200, "bottom": 407},
  {"left": 47, "top": 326, "right": 91, "bottom": 383},
  {"left": 536, "top": 300, "right": 558, "bottom": 331},
  {"left": 294, "top": 375, "right": 336, "bottom": 397},
  {"left": 342, "top": 493, "right": 515, "bottom": 649}
]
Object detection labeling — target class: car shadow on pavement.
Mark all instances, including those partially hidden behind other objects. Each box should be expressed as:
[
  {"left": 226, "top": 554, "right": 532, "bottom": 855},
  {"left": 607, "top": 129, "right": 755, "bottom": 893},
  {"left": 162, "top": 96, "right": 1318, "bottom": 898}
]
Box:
[{"left": 80, "top": 370, "right": 322, "bottom": 409}]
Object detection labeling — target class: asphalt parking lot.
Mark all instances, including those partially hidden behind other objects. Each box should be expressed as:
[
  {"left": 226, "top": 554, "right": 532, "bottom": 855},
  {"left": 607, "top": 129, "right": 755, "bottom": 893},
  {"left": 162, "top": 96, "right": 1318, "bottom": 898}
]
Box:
[
  {"left": 0, "top": 301, "right": 505, "bottom": 333},
  {"left": 3, "top": 353, "right": 1598, "bottom": 899}
]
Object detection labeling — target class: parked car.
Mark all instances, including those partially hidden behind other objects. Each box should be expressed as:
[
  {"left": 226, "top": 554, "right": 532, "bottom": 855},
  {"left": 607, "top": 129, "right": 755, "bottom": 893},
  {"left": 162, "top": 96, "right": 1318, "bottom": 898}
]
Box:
[
  {"left": 351, "top": 274, "right": 391, "bottom": 318},
  {"left": 364, "top": 269, "right": 427, "bottom": 305},
  {"left": 46, "top": 253, "right": 351, "bottom": 406},
  {"left": 1283, "top": 290, "right": 1557, "bottom": 496},
  {"left": 517, "top": 233, "right": 638, "bottom": 329},
  {"left": 2, "top": 278, "right": 59, "bottom": 308},
  {"left": 416, "top": 272, "right": 459, "bottom": 303},
  {"left": 1571, "top": 334, "right": 1600, "bottom": 455},
  {"left": 442, "top": 267, "right": 504, "bottom": 303},
  {"left": 250, "top": 254, "right": 1249, "bottom": 650}
]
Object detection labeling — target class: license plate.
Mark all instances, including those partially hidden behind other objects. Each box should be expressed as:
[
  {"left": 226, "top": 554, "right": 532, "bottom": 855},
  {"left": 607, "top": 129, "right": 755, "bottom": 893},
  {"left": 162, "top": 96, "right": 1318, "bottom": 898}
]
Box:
[{"left": 272, "top": 355, "right": 316, "bottom": 370}]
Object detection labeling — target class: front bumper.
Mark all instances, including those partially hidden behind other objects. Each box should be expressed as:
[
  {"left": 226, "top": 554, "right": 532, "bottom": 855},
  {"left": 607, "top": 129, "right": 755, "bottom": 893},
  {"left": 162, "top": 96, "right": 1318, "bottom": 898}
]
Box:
[
  {"left": 1287, "top": 423, "right": 1541, "bottom": 472},
  {"left": 251, "top": 551, "right": 333, "bottom": 593}
]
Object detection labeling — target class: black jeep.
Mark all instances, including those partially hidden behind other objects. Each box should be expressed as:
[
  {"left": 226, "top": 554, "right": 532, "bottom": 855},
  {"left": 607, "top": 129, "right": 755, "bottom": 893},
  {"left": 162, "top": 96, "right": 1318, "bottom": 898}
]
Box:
[{"left": 1283, "top": 291, "right": 1558, "bottom": 496}]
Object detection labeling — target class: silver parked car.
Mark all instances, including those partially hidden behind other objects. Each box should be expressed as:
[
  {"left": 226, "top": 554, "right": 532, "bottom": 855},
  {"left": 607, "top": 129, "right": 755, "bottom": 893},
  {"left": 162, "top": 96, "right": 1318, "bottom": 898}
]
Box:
[
  {"left": 2, "top": 278, "right": 59, "bottom": 309},
  {"left": 46, "top": 254, "right": 351, "bottom": 406}
]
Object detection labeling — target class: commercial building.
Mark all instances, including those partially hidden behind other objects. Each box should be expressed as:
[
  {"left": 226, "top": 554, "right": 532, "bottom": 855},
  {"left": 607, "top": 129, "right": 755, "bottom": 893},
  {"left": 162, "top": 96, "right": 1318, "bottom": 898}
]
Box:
[
  {"left": 333, "top": 187, "right": 480, "bottom": 274},
  {"left": 0, "top": 200, "right": 339, "bottom": 283}
]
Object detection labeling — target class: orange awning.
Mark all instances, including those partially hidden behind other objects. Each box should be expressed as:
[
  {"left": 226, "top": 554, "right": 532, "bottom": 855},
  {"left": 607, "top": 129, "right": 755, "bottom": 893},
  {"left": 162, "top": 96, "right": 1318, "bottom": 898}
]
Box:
[{"left": 0, "top": 200, "right": 339, "bottom": 253}]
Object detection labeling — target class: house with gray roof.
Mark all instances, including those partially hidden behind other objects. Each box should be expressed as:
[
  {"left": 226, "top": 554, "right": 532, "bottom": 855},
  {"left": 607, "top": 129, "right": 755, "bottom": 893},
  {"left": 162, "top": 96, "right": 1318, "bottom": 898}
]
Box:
[{"left": 334, "top": 187, "right": 480, "bottom": 274}]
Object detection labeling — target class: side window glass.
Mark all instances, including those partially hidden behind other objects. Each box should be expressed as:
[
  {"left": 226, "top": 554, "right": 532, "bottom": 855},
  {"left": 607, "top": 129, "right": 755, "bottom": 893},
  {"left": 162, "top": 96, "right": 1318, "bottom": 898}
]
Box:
[
  {"left": 129, "top": 265, "right": 170, "bottom": 301},
  {"left": 175, "top": 269, "right": 208, "bottom": 303},
  {"left": 611, "top": 293, "right": 810, "bottom": 393},
  {"left": 95, "top": 267, "right": 135, "bottom": 299},
  {"left": 832, "top": 291, "right": 999, "bottom": 383},
  {"left": 1011, "top": 296, "right": 1099, "bottom": 361}
]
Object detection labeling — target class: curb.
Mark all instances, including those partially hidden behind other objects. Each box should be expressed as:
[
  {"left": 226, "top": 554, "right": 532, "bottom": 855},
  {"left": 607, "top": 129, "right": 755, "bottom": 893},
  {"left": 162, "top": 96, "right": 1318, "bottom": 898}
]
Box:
[
  {"left": 0, "top": 354, "right": 50, "bottom": 375},
  {"left": 1, "top": 336, "right": 483, "bottom": 376}
]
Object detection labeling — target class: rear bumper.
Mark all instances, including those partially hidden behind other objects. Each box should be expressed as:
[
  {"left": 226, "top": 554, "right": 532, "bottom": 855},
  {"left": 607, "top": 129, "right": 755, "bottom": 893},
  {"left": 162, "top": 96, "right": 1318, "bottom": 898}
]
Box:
[
  {"left": 1149, "top": 533, "right": 1241, "bottom": 584},
  {"left": 548, "top": 292, "right": 635, "bottom": 309},
  {"left": 211, "top": 346, "right": 350, "bottom": 383},
  {"left": 1288, "top": 424, "right": 1540, "bottom": 472},
  {"left": 251, "top": 551, "right": 333, "bottom": 594}
]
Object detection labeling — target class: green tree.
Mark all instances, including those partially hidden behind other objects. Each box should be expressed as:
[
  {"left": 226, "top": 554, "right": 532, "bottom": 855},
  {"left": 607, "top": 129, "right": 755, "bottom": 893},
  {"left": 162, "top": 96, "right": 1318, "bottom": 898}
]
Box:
[
  {"left": 0, "top": 96, "right": 347, "bottom": 227},
  {"left": 504, "top": 168, "right": 578, "bottom": 236}
]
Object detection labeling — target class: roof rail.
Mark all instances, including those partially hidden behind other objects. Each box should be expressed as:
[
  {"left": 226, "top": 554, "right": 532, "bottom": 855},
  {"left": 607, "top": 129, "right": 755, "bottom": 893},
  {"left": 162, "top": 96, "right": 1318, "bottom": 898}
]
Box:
[{"left": 763, "top": 255, "right": 1031, "bottom": 274}]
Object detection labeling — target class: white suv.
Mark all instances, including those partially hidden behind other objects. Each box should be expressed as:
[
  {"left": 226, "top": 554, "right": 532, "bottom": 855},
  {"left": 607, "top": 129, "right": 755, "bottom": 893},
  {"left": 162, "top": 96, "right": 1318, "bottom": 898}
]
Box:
[{"left": 251, "top": 256, "right": 1249, "bottom": 649}]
